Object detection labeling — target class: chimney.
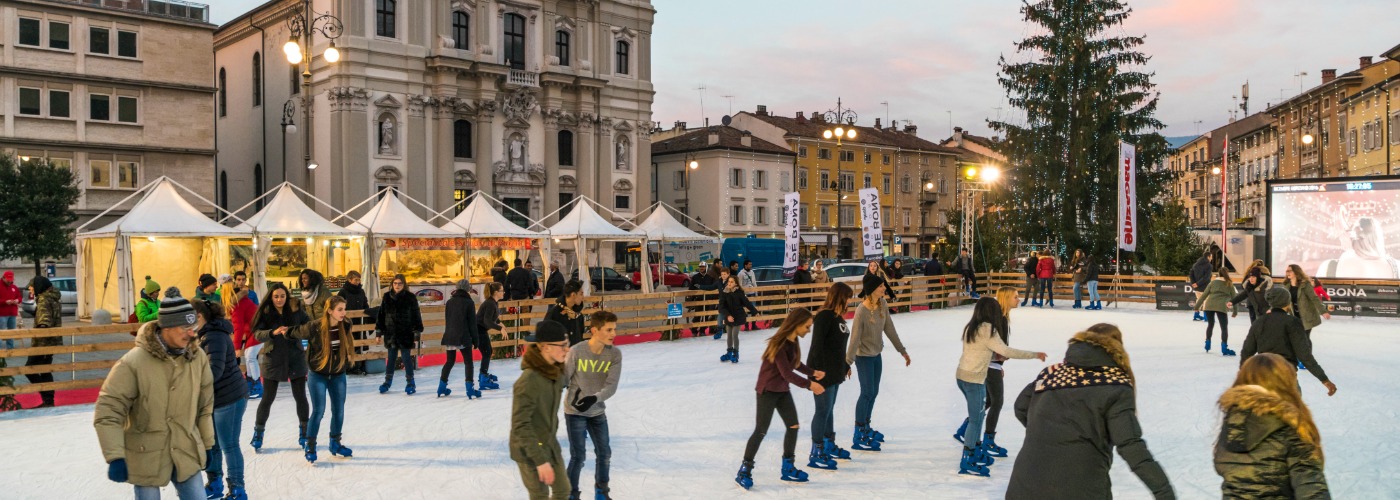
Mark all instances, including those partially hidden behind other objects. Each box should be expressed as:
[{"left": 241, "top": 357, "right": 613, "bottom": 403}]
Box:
[
  {"left": 953, "top": 126, "right": 964, "bottom": 144},
  {"left": 1321, "top": 69, "right": 1337, "bottom": 84},
  {"left": 795, "top": 111, "right": 807, "bottom": 124},
  {"left": 708, "top": 127, "right": 720, "bottom": 146},
  {"left": 903, "top": 123, "right": 918, "bottom": 136},
  {"left": 740, "top": 130, "right": 752, "bottom": 147},
  {"left": 874, "top": 118, "right": 882, "bottom": 129},
  {"left": 756, "top": 104, "right": 768, "bottom": 116},
  {"left": 1360, "top": 56, "right": 1373, "bottom": 69},
  {"left": 674, "top": 120, "right": 687, "bottom": 131},
  {"left": 810, "top": 111, "right": 822, "bottom": 123}
]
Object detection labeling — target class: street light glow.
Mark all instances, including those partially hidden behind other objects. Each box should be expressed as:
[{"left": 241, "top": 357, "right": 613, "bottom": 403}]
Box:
[
  {"left": 284, "top": 41, "right": 303, "bottom": 64},
  {"left": 965, "top": 166, "right": 978, "bottom": 179},
  {"left": 1211, "top": 166, "right": 1222, "bottom": 175},
  {"left": 823, "top": 130, "right": 833, "bottom": 139},
  {"left": 846, "top": 128, "right": 856, "bottom": 139},
  {"left": 1301, "top": 133, "right": 1314, "bottom": 145},
  {"left": 324, "top": 43, "right": 341, "bottom": 63},
  {"left": 688, "top": 160, "right": 698, "bottom": 169},
  {"left": 981, "top": 165, "right": 1001, "bottom": 182},
  {"left": 925, "top": 181, "right": 935, "bottom": 190},
  {"left": 834, "top": 127, "right": 845, "bottom": 138}
]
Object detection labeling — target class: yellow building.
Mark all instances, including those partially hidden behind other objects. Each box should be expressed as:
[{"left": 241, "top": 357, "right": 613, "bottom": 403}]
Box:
[{"left": 1339, "top": 55, "right": 1399, "bottom": 177}]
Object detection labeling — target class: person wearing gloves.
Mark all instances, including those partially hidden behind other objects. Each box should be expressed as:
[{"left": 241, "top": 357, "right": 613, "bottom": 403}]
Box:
[
  {"left": 439, "top": 279, "right": 481, "bottom": 399},
  {"left": 1240, "top": 287, "right": 1338, "bottom": 397},
  {"left": 191, "top": 300, "right": 248, "bottom": 500},
  {"left": 1213, "top": 353, "right": 1329, "bottom": 499},
  {"left": 136, "top": 277, "right": 162, "bottom": 324},
  {"left": 377, "top": 274, "right": 424, "bottom": 395},
  {"left": 846, "top": 273, "right": 911, "bottom": 451},
  {"left": 564, "top": 311, "right": 623, "bottom": 500},
  {"left": 510, "top": 320, "right": 572, "bottom": 499},
  {"left": 94, "top": 295, "right": 215, "bottom": 500}
]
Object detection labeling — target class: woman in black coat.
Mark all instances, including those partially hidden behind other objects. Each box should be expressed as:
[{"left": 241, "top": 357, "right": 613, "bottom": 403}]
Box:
[
  {"left": 717, "top": 275, "right": 758, "bottom": 363},
  {"left": 250, "top": 283, "right": 312, "bottom": 451},
  {"left": 336, "top": 270, "right": 371, "bottom": 374},
  {"left": 806, "top": 282, "right": 854, "bottom": 470},
  {"left": 376, "top": 274, "right": 423, "bottom": 395},
  {"left": 476, "top": 282, "right": 505, "bottom": 390},
  {"left": 438, "top": 280, "right": 479, "bottom": 399},
  {"left": 193, "top": 299, "right": 248, "bottom": 493}
]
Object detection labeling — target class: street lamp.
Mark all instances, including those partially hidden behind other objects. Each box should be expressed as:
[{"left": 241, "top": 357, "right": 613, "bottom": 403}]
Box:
[
  {"left": 957, "top": 163, "right": 999, "bottom": 257},
  {"left": 682, "top": 154, "right": 699, "bottom": 225},
  {"left": 283, "top": 0, "right": 343, "bottom": 196},
  {"left": 280, "top": 100, "right": 297, "bottom": 183}
]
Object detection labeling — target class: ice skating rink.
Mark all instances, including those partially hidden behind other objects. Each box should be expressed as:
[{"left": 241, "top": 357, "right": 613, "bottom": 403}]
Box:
[{"left": 2, "top": 303, "right": 1395, "bottom": 499}]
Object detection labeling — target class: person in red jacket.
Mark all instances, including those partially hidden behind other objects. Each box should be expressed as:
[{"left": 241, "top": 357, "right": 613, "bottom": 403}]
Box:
[
  {"left": 1034, "top": 255, "right": 1057, "bottom": 307},
  {"left": 223, "top": 282, "right": 262, "bottom": 399},
  {"left": 0, "top": 271, "right": 22, "bottom": 349},
  {"left": 1311, "top": 278, "right": 1331, "bottom": 301}
]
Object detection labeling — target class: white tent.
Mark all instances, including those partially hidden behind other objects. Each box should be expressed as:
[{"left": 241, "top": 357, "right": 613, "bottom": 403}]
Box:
[
  {"left": 342, "top": 189, "right": 462, "bottom": 295},
  {"left": 545, "top": 197, "right": 648, "bottom": 294},
  {"left": 439, "top": 192, "right": 550, "bottom": 288},
  {"left": 76, "top": 177, "right": 247, "bottom": 319},
  {"left": 629, "top": 202, "right": 719, "bottom": 290},
  {"left": 231, "top": 183, "right": 368, "bottom": 300}
]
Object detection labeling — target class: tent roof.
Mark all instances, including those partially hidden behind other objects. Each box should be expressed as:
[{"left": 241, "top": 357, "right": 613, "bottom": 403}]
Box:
[
  {"left": 444, "top": 196, "right": 545, "bottom": 238},
  {"left": 547, "top": 200, "right": 636, "bottom": 240},
  {"left": 80, "top": 178, "right": 248, "bottom": 238},
  {"left": 352, "top": 194, "right": 459, "bottom": 238},
  {"left": 630, "top": 206, "right": 717, "bottom": 242},
  {"left": 236, "top": 185, "right": 367, "bottom": 236}
]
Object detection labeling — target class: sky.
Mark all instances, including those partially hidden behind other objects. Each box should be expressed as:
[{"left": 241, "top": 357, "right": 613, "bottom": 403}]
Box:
[{"left": 211, "top": 0, "right": 1399, "bottom": 139}]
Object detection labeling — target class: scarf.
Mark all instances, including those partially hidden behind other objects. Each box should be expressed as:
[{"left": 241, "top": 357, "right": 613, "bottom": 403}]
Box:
[{"left": 1033, "top": 364, "right": 1132, "bottom": 393}]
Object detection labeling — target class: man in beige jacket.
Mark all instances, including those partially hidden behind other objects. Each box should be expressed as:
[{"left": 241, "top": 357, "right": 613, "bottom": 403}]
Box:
[{"left": 94, "top": 295, "right": 214, "bottom": 500}]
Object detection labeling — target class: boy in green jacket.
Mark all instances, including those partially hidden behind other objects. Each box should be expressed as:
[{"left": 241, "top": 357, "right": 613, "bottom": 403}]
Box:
[{"left": 511, "top": 320, "right": 571, "bottom": 499}]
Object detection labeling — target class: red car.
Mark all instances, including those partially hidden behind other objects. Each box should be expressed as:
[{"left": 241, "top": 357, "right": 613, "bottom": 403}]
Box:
[{"left": 631, "top": 263, "right": 691, "bottom": 288}]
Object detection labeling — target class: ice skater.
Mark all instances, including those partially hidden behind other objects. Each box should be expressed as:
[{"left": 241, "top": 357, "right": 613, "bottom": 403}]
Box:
[
  {"left": 1083, "top": 255, "right": 1102, "bottom": 310},
  {"left": 955, "top": 287, "right": 1027, "bottom": 459},
  {"left": 289, "top": 296, "right": 356, "bottom": 463},
  {"left": 191, "top": 299, "right": 248, "bottom": 499},
  {"left": 510, "top": 320, "right": 572, "bottom": 499},
  {"left": 735, "top": 308, "right": 824, "bottom": 490},
  {"left": 1195, "top": 268, "right": 1238, "bottom": 356},
  {"left": 1189, "top": 247, "right": 1214, "bottom": 321},
  {"left": 564, "top": 311, "right": 622, "bottom": 500},
  {"left": 1228, "top": 261, "right": 1272, "bottom": 323},
  {"left": 377, "top": 274, "right": 424, "bottom": 395},
  {"left": 718, "top": 274, "right": 759, "bottom": 363},
  {"left": 1283, "top": 265, "right": 1330, "bottom": 340},
  {"left": 439, "top": 279, "right": 482, "bottom": 399},
  {"left": 846, "top": 274, "right": 911, "bottom": 451},
  {"left": 477, "top": 282, "right": 505, "bottom": 390},
  {"left": 250, "top": 283, "right": 312, "bottom": 452},
  {"left": 1240, "top": 287, "right": 1337, "bottom": 397},
  {"left": 806, "top": 283, "right": 854, "bottom": 470},
  {"left": 1034, "top": 252, "right": 1056, "bottom": 307},
  {"left": 1214, "top": 353, "right": 1329, "bottom": 498},
  {"left": 954, "top": 296, "right": 1045, "bottom": 476}
]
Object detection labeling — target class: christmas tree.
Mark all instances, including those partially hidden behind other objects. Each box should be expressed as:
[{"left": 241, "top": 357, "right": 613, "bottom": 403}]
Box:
[{"left": 988, "top": 0, "right": 1175, "bottom": 261}]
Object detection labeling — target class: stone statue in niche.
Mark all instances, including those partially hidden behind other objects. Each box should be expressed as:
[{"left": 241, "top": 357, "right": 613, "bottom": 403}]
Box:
[
  {"left": 379, "top": 119, "right": 395, "bottom": 155},
  {"left": 615, "top": 140, "right": 628, "bottom": 170},
  {"left": 509, "top": 136, "right": 525, "bottom": 171}
]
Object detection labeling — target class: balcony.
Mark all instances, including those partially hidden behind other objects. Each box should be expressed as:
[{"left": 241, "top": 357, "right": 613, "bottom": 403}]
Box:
[
  {"left": 62, "top": 0, "right": 210, "bottom": 22},
  {"left": 507, "top": 69, "right": 539, "bottom": 88},
  {"left": 920, "top": 192, "right": 939, "bottom": 204},
  {"left": 1189, "top": 189, "right": 1206, "bottom": 200}
]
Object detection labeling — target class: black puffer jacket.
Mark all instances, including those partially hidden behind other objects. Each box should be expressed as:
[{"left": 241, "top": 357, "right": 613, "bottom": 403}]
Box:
[
  {"left": 543, "top": 271, "right": 565, "bottom": 299},
  {"left": 252, "top": 304, "right": 312, "bottom": 381},
  {"left": 1190, "top": 256, "right": 1214, "bottom": 290},
  {"left": 544, "top": 300, "right": 585, "bottom": 346},
  {"left": 805, "top": 309, "right": 851, "bottom": 387},
  {"left": 1023, "top": 257, "right": 1039, "bottom": 277},
  {"left": 441, "top": 289, "right": 477, "bottom": 348},
  {"left": 717, "top": 289, "right": 757, "bottom": 327},
  {"left": 376, "top": 290, "right": 423, "bottom": 349},
  {"left": 336, "top": 281, "right": 370, "bottom": 311},
  {"left": 1008, "top": 330, "right": 1175, "bottom": 500},
  {"left": 506, "top": 267, "right": 538, "bottom": 300},
  {"left": 1214, "top": 385, "right": 1330, "bottom": 499},
  {"left": 198, "top": 318, "right": 248, "bottom": 408},
  {"left": 1241, "top": 310, "right": 1329, "bottom": 384}
]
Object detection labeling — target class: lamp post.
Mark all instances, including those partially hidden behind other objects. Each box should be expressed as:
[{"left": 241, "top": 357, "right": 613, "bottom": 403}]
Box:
[
  {"left": 280, "top": 99, "right": 297, "bottom": 184},
  {"left": 957, "top": 163, "right": 999, "bottom": 258},
  {"left": 283, "top": 0, "right": 342, "bottom": 197},
  {"left": 683, "top": 154, "right": 698, "bottom": 225},
  {"left": 821, "top": 99, "right": 858, "bottom": 258}
]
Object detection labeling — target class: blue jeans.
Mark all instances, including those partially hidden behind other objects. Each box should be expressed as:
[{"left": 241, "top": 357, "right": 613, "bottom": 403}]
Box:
[
  {"left": 134, "top": 470, "right": 204, "bottom": 500},
  {"left": 811, "top": 383, "right": 841, "bottom": 443},
  {"left": 958, "top": 380, "right": 988, "bottom": 449},
  {"left": 307, "top": 371, "right": 347, "bottom": 442},
  {"left": 0, "top": 315, "right": 15, "bottom": 349},
  {"left": 1088, "top": 280, "right": 1100, "bottom": 302},
  {"left": 384, "top": 347, "right": 415, "bottom": 382},
  {"left": 206, "top": 398, "right": 246, "bottom": 488},
  {"left": 1074, "top": 281, "right": 1084, "bottom": 303},
  {"left": 566, "top": 413, "right": 611, "bottom": 495},
  {"left": 853, "top": 354, "right": 883, "bottom": 425}
]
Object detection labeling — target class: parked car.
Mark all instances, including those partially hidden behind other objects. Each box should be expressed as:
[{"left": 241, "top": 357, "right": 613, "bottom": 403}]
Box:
[
  {"left": 752, "top": 266, "right": 790, "bottom": 288},
  {"left": 21, "top": 276, "right": 78, "bottom": 317},
  {"left": 630, "top": 264, "right": 690, "bottom": 288},
  {"left": 572, "top": 267, "right": 635, "bottom": 291},
  {"left": 823, "top": 263, "right": 870, "bottom": 284}
]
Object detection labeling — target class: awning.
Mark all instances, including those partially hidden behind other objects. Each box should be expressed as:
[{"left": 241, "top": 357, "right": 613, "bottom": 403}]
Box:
[{"left": 800, "top": 234, "right": 835, "bottom": 244}]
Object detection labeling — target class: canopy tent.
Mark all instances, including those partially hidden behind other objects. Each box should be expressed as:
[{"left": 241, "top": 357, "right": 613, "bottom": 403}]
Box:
[
  {"left": 542, "top": 197, "right": 648, "bottom": 294},
  {"left": 228, "top": 183, "right": 368, "bottom": 300},
  {"left": 75, "top": 177, "right": 248, "bottom": 319},
  {"left": 437, "top": 192, "right": 551, "bottom": 287},
  {"left": 629, "top": 202, "right": 719, "bottom": 290},
  {"left": 339, "top": 188, "right": 463, "bottom": 297}
]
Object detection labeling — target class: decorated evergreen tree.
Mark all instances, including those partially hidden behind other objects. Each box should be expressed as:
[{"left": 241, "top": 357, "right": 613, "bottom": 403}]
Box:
[{"left": 988, "top": 0, "right": 1176, "bottom": 261}]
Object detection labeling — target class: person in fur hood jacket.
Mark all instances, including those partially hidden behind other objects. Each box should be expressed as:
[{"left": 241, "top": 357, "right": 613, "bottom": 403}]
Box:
[{"left": 1214, "top": 353, "right": 1329, "bottom": 499}]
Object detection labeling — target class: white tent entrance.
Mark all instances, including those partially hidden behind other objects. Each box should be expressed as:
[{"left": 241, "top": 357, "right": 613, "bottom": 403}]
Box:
[
  {"left": 336, "top": 188, "right": 462, "bottom": 298},
  {"left": 628, "top": 202, "right": 719, "bottom": 291},
  {"left": 540, "top": 197, "right": 648, "bottom": 295},
  {"left": 224, "top": 183, "right": 369, "bottom": 300},
  {"left": 436, "top": 192, "right": 549, "bottom": 286}
]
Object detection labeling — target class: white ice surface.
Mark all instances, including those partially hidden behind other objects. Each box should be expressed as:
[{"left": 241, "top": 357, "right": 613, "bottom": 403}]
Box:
[{"left": 2, "top": 303, "right": 1396, "bottom": 499}]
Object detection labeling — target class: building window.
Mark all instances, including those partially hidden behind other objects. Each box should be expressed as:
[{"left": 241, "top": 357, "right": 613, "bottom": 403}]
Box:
[
  {"left": 882, "top": 174, "right": 891, "bottom": 194},
  {"left": 89, "top": 159, "right": 111, "bottom": 187},
  {"left": 18, "top": 18, "right": 41, "bottom": 46},
  {"left": 840, "top": 171, "right": 854, "bottom": 191},
  {"left": 453, "top": 120, "right": 473, "bottom": 158},
  {"left": 799, "top": 168, "right": 809, "bottom": 190},
  {"left": 89, "top": 94, "right": 111, "bottom": 121},
  {"left": 755, "top": 206, "right": 767, "bottom": 225},
  {"left": 555, "top": 31, "right": 570, "bottom": 66},
  {"left": 290, "top": 63, "right": 300, "bottom": 94},
  {"left": 819, "top": 205, "right": 830, "bottom": 225},
  {"left": 251, "top": 52, "right": 262, "bottom": 107},
  {"left": 117, "top": 96, "right": 138, "bottom": 123},
  {"left": 839, "top": 205, "right": 855, "bottom": 226},
  {"left": 117, "top": 161, "right": 138, "bottom": 188},
  {"left": 18, "top": 88, "right": 41, "bottom": 115},
  {"left": 117, "top": 30, "right": 137, "bottom": 57},
  {"left": 731, "top": 205, "right": 745, "bottom": 225},
  {"left": 753, "top": 170, "right": 767, "bottom": 189},
  {"left": 218, "top": 69, "right": 227, "bottom": 117},
  {"left": 863, "top": 151, "right": 872, "bottom": 164},
  {"left": 673, "top": 171, "right": 685, "bottom": 190},
  {"left": 90, "top": 26, "right": 109, "bottom": 54},
  {"left": 558, "top": 130, "right": 574, "bottom": 166},
  {"left": 615, "top": 40, "right": 630, "bottom": 75},
  {"left": 818, "top": 148, "right": 831, "bottom": 160},
  {"left": 780, "top": 171, "right": 791, "bottom": 192},
  {"left": 50, "top": 90, "right": 70, "bottom": 118},
  {"left": 863, "top": 173, "right": 872, "bottom": 189},
  {"left": 219, "top": 170, "right": 229, "bottom": 212},
  {"left": 903, "top": 209, "right": 911, "bottom": 228},
  {"left": 614, "top": 195, "right": 630, "bottom": 210},
  {"left": 453, "top": 11, "right": 470, "bottom": 50},
  {"left": 840, "top": 150, "right": 855, "bottom": 162},
  {"left": 49, "top": 21, "right": 70, "bottom": 50},
  {"left": 376, "top": 0, "right": 396, "bottom": 38},
  {"left": 503, "top": 13, "right": 525, "bottom": 69},
  {"left": 818, "top": 170, "right": 829, "bottom": 191},
  {"left": 254, "top": 164, "right": 264, "bottom": 210},
  {"left": 453, "top": 188, "right": 473, "bottom": 214},
  {"left": 882, "top": 154, "right": 890, "bottom": 165},
  {"left": 730, "top": 168, "right": 745, "bottom": 188},
  {"left": 559, "top": 192, "right": 574, "bottom": 218},
  {"left": 798, "top": 146, "right": 808, "bottom": 158}
]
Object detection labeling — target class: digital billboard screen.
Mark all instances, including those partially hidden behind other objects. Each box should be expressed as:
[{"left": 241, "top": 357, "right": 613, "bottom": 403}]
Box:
[{"left": 1268, "top": 177, "right": 1400, "bottom": 280}]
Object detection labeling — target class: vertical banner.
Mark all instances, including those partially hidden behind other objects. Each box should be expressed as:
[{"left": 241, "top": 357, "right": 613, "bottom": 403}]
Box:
[
  {"left": 783, "top": 192, "right": 801, "bottom": 277},
  {"left": 1118, "top": 142, "right": 1137, "bottom": 252},
  {"left": 1219, "top": 134, "right": 1230, "bottom": 253},
  {"left": 858, "top": 187, "right": 884, "bottom": 259}
]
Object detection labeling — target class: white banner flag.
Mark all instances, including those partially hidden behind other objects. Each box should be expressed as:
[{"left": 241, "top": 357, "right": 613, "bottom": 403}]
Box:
[
  {"left": 783, "top": 192, "right": 801, "bottom": 276},
  {"left": 1118, "top": 142, "right": 1138, "bottom": 252},
  {"left": 858, "top": 187, "right": 884, "bottom": 259}
]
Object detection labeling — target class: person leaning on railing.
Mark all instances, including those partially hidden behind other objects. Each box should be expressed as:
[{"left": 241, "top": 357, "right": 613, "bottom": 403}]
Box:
[{"left": 24, "top": 276, "right": 62, "bottom": 408}]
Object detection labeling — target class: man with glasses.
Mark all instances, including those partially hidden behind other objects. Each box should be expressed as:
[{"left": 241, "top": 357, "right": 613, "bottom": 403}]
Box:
[{"left": 510, "top": 320, "right": 571, "bottom": 499}]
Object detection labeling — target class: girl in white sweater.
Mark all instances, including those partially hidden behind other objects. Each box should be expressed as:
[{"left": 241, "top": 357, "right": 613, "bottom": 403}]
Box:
[{"left": 956, "top": 296, "right": 1045, "bottom": 477}]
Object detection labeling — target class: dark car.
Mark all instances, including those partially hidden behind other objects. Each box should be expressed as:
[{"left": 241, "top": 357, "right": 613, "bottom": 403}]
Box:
[
  {"left": 752, "top": 266, "right": 789, "bottom": 288},
  {"left": 571, "top": 267, "right": 636, "bottom": 291}
]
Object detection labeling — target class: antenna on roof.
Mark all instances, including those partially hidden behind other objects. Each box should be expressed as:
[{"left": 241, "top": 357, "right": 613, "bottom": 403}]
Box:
[
  {"left": 697, "top": 84, "right": 707, "bottom": 125},
  {"left": 722, "top": 95, "right": 735, "bottom": 115}
]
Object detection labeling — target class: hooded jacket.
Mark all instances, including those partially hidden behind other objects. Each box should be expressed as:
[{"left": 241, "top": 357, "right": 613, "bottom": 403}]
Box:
[
  {"left": 0, "top": 273, "right": 20, "bottom": 317},
  {"left": 441, "top": 288, "right": 478, "bottom": 348},
  {"left": 31, "top": 280, "right": 63, "bottom": 346},
  {"left": 197, "top": 318, "right": 247, "bottom": 408},
  {"left": 94, "top": 324, "right": 214, "bottom": 487},
  {"left": 1195, "top": 278, "right": 1236, "bottom": 313},
  {"left": 377, "top": 289, "right": 424, "bottom": 349},
  {"left": 336, "top": 281, "right": 370, "bottom": 311},
  {"left": 1229, "top": 271, "right": 1273, "bottom": 314},
  {"left": 1241, "top": 311, "right": 1329, "bottom": 384},
  {"left": 299, "top": 269, "right": 332, "bottom": 320},
  {"left": 251, "top": 301, "right": 312, "bottom": 381},
  {"left": 1008, "top": 330, "right": 1174, "bottom": 500},
  {"left": 1288, "top": 283, "right": 1326, "bottom": 331},
  {"left": 509, "top": 348, "right": 566, "bottom": 467},
  {"left": 1214, "top": 385, "right": 1329, "bottom": 499}
]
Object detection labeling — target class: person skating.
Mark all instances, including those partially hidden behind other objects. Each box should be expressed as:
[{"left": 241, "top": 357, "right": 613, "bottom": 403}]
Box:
[
  {"left": 1189, "top": 248, "right": 1214, "bottom": 321},
  {"left": 1214, "top": 353, "right": 1329, "bottom": 498},
  {"left": 564, "top": 311, "right": 623, "bottom": 500},
  {"left": 735, "top": 308, "right": 824, "bottom": 490},
  {"left": 1240, "top": 287, "right": 1338, "bottom": 397},
  {"left": 717, "top": 274, "right": 759, "bottom": 363},
  {"left": 224, "top": 282, "right": 260, "bottom": 400},
  {"left": 955, "top": 287, "right": 1027, "bottom": 458},
  {"left": 1082, "top": 255, "right": 1103, "bottom": 310},
  {"left": 298, "top": 269, "right": 332, "bottom": 320},
  {"left": 806, "top": 283, "right": 854, "bottom": 471},
  {"left": 846, "top": 274, "right": 910, "bottom": 451},
  {"left": 1034, "top": 252, "right": 1056, "bottom": 307},
  {"left": 439, "top": 279, "right": 482, "bottom": 399},
  {"left": 545, "top": 280, "right": 586, "bottom": 346},
  {"left": 23, "top": 276, "right": 62, "bottom": 408},
  {"left": 336, "top": 270, "right": 371, "bottom": 376},
  {"left": 954, "top": 297, "right": 1046, "bottom": 476},
  {"left": 377, "top": 274, "right": 423, "bottom": 395},
  {"left": 510, "top": 320, "right": 572, "bottom": 499},
  {"left": 191, "top": 299, "right": 248, "bottom": 499},
  {"left": 1195, "top": 268, "right": 1238, "bottom": 356},
  {"left": 1007, "top": 323, "right": 1175, "bottom": 499},
  {"left": 94, "top": 296, "right": 215, "bottom": 500},
  {"left": 1070, "top": 249, "right": 1087, "bottom": 309},
  {"left": 1021, "top": 252, "right": 1038, "bottom": 306},
  {"left": 477, "top": 282, "right": 506, "bottom": 390},
  {"left": 289, "top": 296, "right": 357, "bottom": 463},
  {"left": 250, "top": 283, "right": 312, "bottom": 452},
  {"left": 738, "top": 260, "right": 759, "bottom": 330},
  {"left": 954, "top": 248, "right": 980, "bottom": 298},
  {"left": 136, "top": 277, "right": 162, "bottom": 323},
  {"left": 1228, "top": 261, "right": 1271, "bottom": 322},
  {"left": 1284, "top": 265, "right": 1330, "bottom": 339}
]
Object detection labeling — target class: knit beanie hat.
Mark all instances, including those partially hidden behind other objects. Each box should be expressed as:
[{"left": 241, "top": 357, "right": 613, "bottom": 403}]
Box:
[
  {"left": 858, "top": 273, "right": 886, "bottom": 298},
  {"left": 457, "top": 279, "right": 472, "bottom": 292},
  {"left": 143, "top": 276, "right": 161, "bottom": 295},
  {"left": 198, "top": 273, "right": 217, "bottom": 289},
  {"left": 158, "top": 295, "right": 198, "bottom": 329},
  {"left": 217, "top": 274, "right": 233, "bottom": 286},
  {"left": 165, "top": 286, "right": 183, "bottom": 299},
  {"left": 1265, "top": 286, "right": 1291, "bottom": 310}
]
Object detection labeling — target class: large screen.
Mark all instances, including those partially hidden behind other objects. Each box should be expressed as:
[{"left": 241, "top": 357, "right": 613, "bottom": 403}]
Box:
[{"left": 1269, "top": 177, "right": 1400, "bottom": 280}]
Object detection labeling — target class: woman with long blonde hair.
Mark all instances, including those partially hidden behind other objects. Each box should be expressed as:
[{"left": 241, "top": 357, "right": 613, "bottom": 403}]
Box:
[
  {"left": 290, "top": 295, "right": 356, "bottom": 463},
  {"left": 1215, "top": 353, "right": 1328, "bottom": 498},
  {"left": 735, "top": 308, "right": 824, "bottom": 489},
  {"left": 953, "top": 287, "right": 1021, "bottom": 457},
  {"left": 222, "top": 282, "right": 260, "bottom": 398}
]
